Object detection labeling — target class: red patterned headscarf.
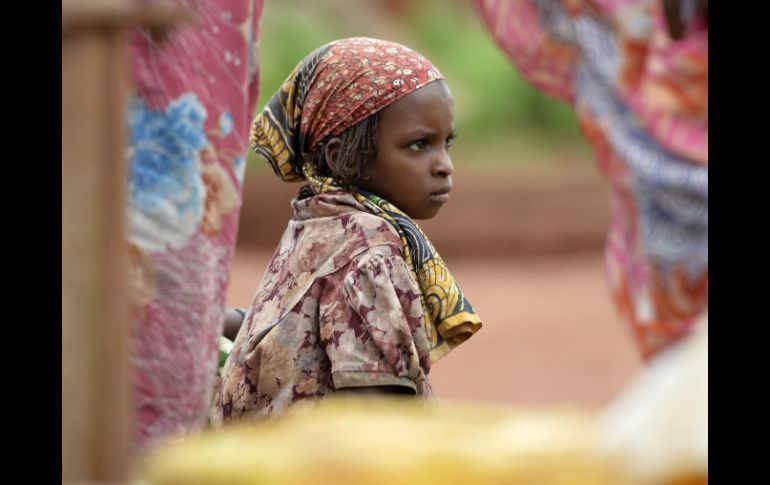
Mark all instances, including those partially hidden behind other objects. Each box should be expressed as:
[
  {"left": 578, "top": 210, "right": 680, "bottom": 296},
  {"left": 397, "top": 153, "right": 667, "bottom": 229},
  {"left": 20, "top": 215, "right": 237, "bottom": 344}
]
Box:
[{"left": 251, "top": 37, "right": 444, "bottom": 181}]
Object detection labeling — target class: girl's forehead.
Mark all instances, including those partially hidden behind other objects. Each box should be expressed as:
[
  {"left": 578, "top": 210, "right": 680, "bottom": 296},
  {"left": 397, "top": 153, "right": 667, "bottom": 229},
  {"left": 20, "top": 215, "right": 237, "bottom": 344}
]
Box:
[
  {"left": 382, "top": 81, "right": 454, "bottom": 117},
  {"left": 378, "top": 82, "right": 455, "bottom": 136}
]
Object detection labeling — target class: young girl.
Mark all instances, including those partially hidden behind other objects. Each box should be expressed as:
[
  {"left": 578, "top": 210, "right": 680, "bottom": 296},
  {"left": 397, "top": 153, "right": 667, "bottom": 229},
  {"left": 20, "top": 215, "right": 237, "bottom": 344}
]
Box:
[{"left": 211, "top": 37, "right": 482, "bottom": 423}]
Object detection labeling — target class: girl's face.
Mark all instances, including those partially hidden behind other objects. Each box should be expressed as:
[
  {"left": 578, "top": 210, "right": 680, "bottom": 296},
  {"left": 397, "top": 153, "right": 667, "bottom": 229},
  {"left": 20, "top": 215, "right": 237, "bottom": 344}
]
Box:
[{"left": 358, "top": 81, "right": 455, "bottom": 220}]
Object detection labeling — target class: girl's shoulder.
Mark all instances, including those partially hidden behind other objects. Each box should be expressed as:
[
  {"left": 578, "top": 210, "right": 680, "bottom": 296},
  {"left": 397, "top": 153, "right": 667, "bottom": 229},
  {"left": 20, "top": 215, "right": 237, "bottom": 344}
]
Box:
[
  {"left": 278, "top": 203, "right": 404, "bottom": 280},
  {"left": 293, "top": 191, "right": 404, "bottom": 254},
  {"left": 317, "top": 209, "right": 404, "bottom": 263}
]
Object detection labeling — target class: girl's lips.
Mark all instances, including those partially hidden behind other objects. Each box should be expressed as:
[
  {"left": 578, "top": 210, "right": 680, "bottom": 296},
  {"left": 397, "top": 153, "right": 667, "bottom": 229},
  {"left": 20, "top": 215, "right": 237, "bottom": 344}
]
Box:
[{"left": 430, "top": 192, "right": 450, "bottom": 203}]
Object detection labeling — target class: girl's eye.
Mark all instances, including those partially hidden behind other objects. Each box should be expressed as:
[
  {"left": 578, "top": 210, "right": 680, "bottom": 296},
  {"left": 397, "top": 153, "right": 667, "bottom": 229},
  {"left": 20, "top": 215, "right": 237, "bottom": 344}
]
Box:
[
  {"left": 446, "top": 134, "right": 456, "bottom": 150},
  {"left": 408, "top": 140, "right": 428, "bottom": 151}
]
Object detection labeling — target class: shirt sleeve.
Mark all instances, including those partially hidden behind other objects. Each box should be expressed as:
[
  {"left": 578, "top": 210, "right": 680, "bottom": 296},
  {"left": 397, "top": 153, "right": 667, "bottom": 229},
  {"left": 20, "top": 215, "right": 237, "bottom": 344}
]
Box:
[{"left": 318, "top": 246, "right": 431, "bottom": 393}]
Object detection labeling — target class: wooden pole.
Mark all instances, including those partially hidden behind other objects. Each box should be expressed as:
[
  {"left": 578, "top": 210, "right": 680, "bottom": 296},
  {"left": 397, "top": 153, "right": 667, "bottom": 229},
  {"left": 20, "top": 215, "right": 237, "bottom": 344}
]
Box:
[{"left": 61, "top": 1, "right": 191, "bottom": 481}]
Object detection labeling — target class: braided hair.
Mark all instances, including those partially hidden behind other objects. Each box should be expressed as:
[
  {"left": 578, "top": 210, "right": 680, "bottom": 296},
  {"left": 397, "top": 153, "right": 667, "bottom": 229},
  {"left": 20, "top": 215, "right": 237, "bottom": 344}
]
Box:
[{"left": 310, "top": 111, "right": 380, "bottom": 188}]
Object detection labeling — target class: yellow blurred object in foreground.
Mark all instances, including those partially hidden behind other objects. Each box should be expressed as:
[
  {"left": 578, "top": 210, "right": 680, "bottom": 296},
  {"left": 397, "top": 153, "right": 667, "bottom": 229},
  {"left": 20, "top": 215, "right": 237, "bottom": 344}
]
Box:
[
  {"left": 138, "top": 321, "right": 707, "bottom": 485},
  {"left": 138, "top": 399, "right": 625, "bottom": 485}
]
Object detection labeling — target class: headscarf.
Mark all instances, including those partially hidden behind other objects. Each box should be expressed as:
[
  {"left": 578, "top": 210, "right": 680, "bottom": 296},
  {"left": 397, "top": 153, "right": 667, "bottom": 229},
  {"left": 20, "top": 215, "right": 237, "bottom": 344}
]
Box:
[{"left": 251, "top": 37, "right": 481, "bottom": 362}]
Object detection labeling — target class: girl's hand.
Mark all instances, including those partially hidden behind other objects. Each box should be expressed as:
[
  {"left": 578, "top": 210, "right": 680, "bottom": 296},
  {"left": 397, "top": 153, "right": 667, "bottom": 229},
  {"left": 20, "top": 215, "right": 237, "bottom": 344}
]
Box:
[{"left": 223, "top": 308, "right": 246, "bottom": 341}]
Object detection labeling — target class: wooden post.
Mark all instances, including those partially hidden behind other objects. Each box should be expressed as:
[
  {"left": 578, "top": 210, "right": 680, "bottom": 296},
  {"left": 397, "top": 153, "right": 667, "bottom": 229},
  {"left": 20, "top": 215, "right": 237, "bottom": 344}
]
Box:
[{"left": 62, "top": 1, "right": 191, "bottom": 481}]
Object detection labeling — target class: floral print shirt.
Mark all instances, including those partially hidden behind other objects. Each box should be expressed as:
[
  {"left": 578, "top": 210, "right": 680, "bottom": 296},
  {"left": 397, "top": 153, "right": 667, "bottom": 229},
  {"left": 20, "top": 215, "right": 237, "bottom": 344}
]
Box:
[{"left": 211, "top": 191, "right": 434, "bottom": 423}]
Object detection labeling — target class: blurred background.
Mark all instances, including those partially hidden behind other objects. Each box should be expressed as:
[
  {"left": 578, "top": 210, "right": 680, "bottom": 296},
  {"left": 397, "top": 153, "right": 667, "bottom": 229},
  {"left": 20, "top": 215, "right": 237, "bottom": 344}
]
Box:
[{"left": 228, "top": 0, "right": 643, "bottom": 410}]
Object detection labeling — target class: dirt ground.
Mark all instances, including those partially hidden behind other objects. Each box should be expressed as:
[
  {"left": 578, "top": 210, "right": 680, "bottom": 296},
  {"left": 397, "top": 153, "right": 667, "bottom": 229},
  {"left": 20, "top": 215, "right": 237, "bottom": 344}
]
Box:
[{"left": 228, "top": 163, "right": 644, "bottom": 410}]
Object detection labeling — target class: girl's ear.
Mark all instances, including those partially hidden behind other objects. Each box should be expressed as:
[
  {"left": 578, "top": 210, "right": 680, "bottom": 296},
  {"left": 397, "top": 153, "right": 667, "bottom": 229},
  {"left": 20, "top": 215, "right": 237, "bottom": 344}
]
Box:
[{"left": 324, "top": 138, "right": 342, "bottom": 171}]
